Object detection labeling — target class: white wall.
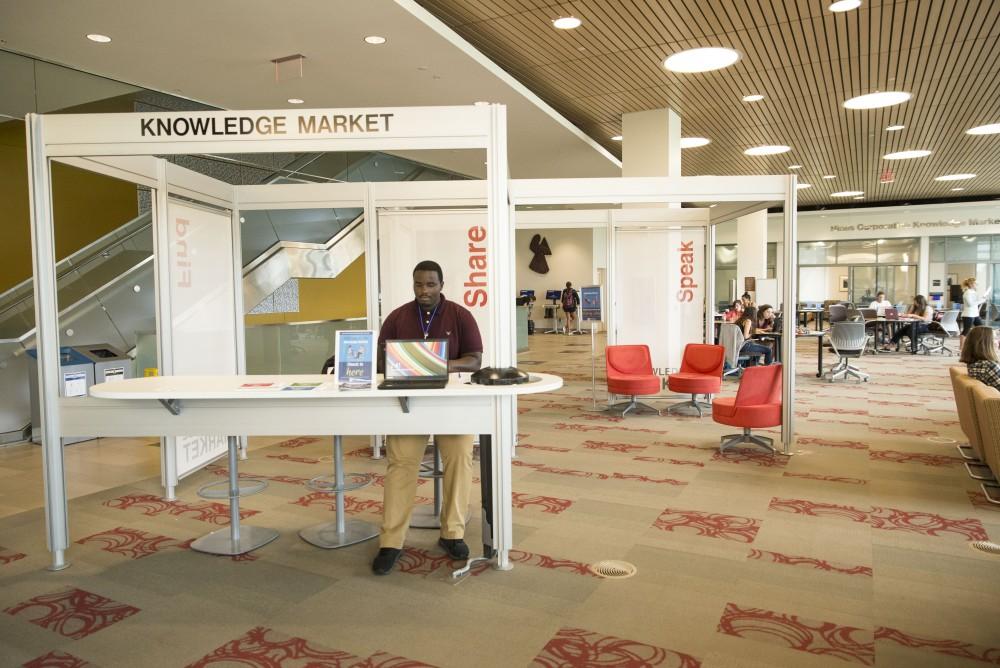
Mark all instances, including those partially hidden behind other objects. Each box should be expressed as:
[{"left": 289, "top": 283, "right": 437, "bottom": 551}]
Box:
[{"left": 515, "top": 227, "right": 594, "bottom": 307}]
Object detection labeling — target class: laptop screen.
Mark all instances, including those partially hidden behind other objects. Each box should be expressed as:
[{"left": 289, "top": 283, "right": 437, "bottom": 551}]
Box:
[{"left": 384, "top": 339, "right": 449, "bottom": 379}]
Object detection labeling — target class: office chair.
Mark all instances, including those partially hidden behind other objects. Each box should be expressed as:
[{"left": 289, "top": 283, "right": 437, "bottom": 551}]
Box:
[{"left": 825, "top": 322, "right": 870, "bottom": 383}]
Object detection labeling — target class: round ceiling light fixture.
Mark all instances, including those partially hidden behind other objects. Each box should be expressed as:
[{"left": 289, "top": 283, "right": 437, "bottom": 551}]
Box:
[
  {"left": 611, "top": 135, "right": 623, "bottom": 141},
  {"left": 832, "top": 190, "right": 865, "bottom": 197},
  {"left": 742, "top": 94, "right": 765, "bottom": 102},
  {"left": 744, "top": 145, "right": 791, "bottom": 155},
  {"left": 287, "top": 98, "right": 304, "bottom": 105},
  {"left": 883, "top": 149, "right": 931, "bottom": 159},
  {"left": 829, "top": 0, "right": 862, "bottom": 12},
  {"left": 86, "top": 33, "right": 112, "bottom": 43},
  {"left": 680, "top": 137, "right": 710, "bottom": 148},
  {"left": 663, "top": 47, "right": 739, "bottom": 73},
  {"left": 843, "top": 91, "right": 911, "bottom": 109},
  {"left": 886, "top": 124, "right": 905, "bottom": 131},
  {"left": 363, "top": 35, "right": 387, "bottom": 45},
  {"left": 552, "top": 16, "right": 582, "bottom": 29},
  {"left": 966, "top": 123, "right": 1000, "bottom": 135},
  {"left": 934, "top": 173, "right": 976, "bottom": 181}
]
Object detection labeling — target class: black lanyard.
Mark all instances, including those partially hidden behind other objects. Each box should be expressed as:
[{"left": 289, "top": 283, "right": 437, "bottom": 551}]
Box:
[{"left": 418, "top": 302, "right": 440, "bottom": 340}]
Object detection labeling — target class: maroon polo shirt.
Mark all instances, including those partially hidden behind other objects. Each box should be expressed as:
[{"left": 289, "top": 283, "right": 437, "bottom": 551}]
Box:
[{"left": 378, "top": 294, "right": 483, "bottom": 360}]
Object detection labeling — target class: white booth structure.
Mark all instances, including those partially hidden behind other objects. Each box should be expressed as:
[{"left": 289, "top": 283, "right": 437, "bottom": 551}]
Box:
[{"left": 25, "top": 105, "right": 798, "bottom": 572}]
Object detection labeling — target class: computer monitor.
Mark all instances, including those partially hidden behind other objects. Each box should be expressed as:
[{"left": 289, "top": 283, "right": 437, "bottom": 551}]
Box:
[
  {"left": 545, "top": 289, "right": 562, "bottom": 301},
  {"left": 519, "top": 289, "right": 535, "bottom": 299}
]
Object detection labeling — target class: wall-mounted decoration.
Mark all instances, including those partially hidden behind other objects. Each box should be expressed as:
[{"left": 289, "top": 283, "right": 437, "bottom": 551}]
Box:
[
  {"left": 529, "top": 234, "right": 552, "bottom": 274},
  {"left": 839, "top": 275, "right": 849, "bottom": 292}
]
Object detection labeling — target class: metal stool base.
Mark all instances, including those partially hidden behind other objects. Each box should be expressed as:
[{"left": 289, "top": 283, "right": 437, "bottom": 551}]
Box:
[
  {"left": 190, "top": 525, "right": 280, "bottom": 556},
  {"left": 720, "top": 429, "right": 775, "bottom": 454},
  {"left": 299, "top": 518, "right": 378, "bottom": 549},
  {"left": 663, "top": 395, "right": 713, "bottom": 417},
  {"left": 197, "top": 478, "right": 268, "bottom": 500},
  {"left": 608, "top": 398, "right": 660, "bottom": 416}
]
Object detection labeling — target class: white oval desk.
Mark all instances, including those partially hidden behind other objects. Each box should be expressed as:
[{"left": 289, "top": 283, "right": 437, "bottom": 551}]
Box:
[{"left": 62, "top": 372, "right": 563, "bottom": 570}]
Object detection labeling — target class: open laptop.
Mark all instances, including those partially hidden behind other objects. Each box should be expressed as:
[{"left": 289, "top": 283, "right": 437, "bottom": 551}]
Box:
[
  {"left": 883, "top": 307, "right": 899, "bottom": 320},
  {"left": 378, "top": 339, "right": 450, "bottom": 390}
]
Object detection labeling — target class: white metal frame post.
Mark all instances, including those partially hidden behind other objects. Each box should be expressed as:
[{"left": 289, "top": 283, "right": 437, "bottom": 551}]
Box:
[
  {"left": 706, "top": 222, "right": 716, "bottom": 345},
  {"left": 781, "top": 175, "right": 798, "bottom": 455}
]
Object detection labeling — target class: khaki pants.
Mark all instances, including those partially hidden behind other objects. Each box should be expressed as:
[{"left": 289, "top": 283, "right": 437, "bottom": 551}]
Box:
[{"left": 379, "top": 434, "right": 473, "bottom": 549}]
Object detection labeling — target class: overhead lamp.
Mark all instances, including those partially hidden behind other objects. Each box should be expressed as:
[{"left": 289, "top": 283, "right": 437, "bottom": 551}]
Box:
[
  {"left": 828, "top": 0, "right": 862, "bottom": 12},
  {"left": 788, "top": 165, "right": 802, "bottom": 169},
  {"left": 886, "top": 124, "right": 905, "bottom": 131},
  {"left": 363, "top": 35, "right": 387, "bottom": 45},
  {"left": 663, "top": 47, "right": 739, "bottom": 73},
  {"left": 287, "top": 98, "right": 304, "bottom": 104},
  {"left": 796, "top": 183, "right": 812, "bottom": 189},
  {"left": 966, "top": 123, "right": 1000, "bottom": 135},
  {"left": 742, "top": 94, "right": 764, "bottom": 102},
  {"left": 611, "top": 135, "right": 623, "bottom": 141},
  {"left": 822, "top": 174, "right": 837, "bottom": 179},
  {"left": 935, "top": 173, "right": 976, "bottom": 181},
  {"left": 843, "top": 91, "right": 911, "bottom": 109},
  {"left": 951, "top": 187, "right": 966, "bottom": 192},
  {"left": 86, "top": 33, "right": 112, "bottom": 43},
  {"left": 744, "top": 145, "right": 790, "bottom": 155},
  {"left": 831, "top": 190, "right": 864, "bottom": 197},
  {"left": 552, "top": 16, "right": 582, "bottom": 29},
  {"left": 680, "top": 137, "right": 710, "bottom": 148},
  {"left": 883, "top": 149, "right": 931, "bottom": 159},
  {"left": 853, "top": 196, "right": 865, "bottom": 200}
]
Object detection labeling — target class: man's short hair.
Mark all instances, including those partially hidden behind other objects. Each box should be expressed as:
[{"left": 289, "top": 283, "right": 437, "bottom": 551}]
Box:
[{"left": 413, "top": 260, "right": 444, "bottom": 283}]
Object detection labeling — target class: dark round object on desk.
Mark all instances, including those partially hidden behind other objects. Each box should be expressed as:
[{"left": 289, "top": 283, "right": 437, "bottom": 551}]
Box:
[{"left": 471, "top": 367, "right": 530, "bottom": 385}]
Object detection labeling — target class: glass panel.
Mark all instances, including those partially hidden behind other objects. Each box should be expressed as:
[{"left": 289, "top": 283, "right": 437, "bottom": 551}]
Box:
[
  {"left": 0, "top": 51, "right": 36, "bottom": 117},
  {"left": 715, "top": 244, "right": 737, "bottom": 267},
  {"left": 946, "top": 236, "right": 991, "bottom": 262},
  {"left": 766, "top": 242, "right": 777, "bottom": 268},
  {"left": 993, "top": 236, "right": 1000, "bottom": 261},
  {"left": 875, "top": 266, "right": 917, "bottom": 306},
  {"left": 715, "top": 268, "right": 736, "bottom": 307},
  {"left": 849, "top": 266, "right": 876, "bottom": 305},
  {"left": 876, "top": 237, "right": 919, "bottom": 264},
  {"left": 798, "top": 266, "right": 839, "bottom": 302},
  {"left": 245, "top": 319, "right": 366, "bottom": 374},
  {"left": 798, "top": 241, "right": 836, "bottom": 265},
  {"left": 837, "top": 240, "right": 877, "bottom": 264},
  {"left": 35, "top": 60, "right": 141, "bottom": 114},
  {"left": 929, "top": 238, "right": 946, "bottom": 262}
]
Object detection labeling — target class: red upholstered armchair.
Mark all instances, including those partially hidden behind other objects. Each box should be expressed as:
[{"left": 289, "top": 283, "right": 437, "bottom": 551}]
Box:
[
  {"left": 712, "top": 363, "right": 782, "bottom": 453},
  {"left": 606, "top": 344, "right": 661, "bottom": 416},
  {"left": 664, "top": 344, "right": 724, "bottom": 417}
]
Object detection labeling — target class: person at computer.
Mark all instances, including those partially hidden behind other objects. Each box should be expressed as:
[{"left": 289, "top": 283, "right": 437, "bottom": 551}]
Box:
[
  {"left": 740, "top": 292, "right": 756, "bottom": 311},
  {"left": 560, "top": 281, "right": 580, "bottom": 334},
  {"left": 960, "top": 277, "right": 984, "bottom": 349},
  {"left": 372, "top": 260, "right": 483, "bottom": 576},
  {"left": 756, "top": 304, "right": 776, "bottom": 332},
  {"left": 722, "top": 300, "right": 743, "bottom": 322},
  {"left": 869, "top": 290, "right": 892, "bottom": 316},
  {"left": 886, "top": 294, "right": 934, "bottom": 352},
  {"left": 961, "top": 325, "right": 1000, "bottom": 390},
  {"left": 735, "top": 306, "right": 773, "bottom": 365}
]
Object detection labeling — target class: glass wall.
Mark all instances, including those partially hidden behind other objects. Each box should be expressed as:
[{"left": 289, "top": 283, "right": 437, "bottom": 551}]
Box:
[
  {"left": 798, "top": 238, "right": 918, "bottom": 306},
  {"left": 929, "top": 235, "right": 1000, "bottom": 323},
  {"left": 714, "top": 243, "right": 776, "bottom": 307}
]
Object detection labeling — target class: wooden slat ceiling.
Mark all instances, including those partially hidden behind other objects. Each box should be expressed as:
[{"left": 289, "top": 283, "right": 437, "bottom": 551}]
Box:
[{"left": 416, "top": 0, "right": 1000, "bottom": 206}]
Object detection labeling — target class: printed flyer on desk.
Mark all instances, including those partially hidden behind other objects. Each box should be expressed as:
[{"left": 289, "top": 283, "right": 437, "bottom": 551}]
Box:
[{"left": 335, "top": 330, "right": 374, "bottom": 389}]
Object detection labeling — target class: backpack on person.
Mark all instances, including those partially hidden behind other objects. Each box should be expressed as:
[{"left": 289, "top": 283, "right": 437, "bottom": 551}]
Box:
[{"left": 562, "top": 288, "right": 578, "bottom": 309}]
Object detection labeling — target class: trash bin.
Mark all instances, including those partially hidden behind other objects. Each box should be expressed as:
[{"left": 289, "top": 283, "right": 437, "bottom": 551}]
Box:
[{"left": 71, "top": 344, "right": 133, "bottom": 386}]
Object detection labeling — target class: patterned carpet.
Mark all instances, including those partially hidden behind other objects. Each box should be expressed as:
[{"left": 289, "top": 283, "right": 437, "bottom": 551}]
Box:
[{"left": 0, "top": 333, "right": 998, "bottom": 667}]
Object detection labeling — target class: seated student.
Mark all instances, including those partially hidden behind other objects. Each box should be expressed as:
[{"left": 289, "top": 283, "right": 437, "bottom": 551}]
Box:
[
  {"left": 887, "top": 294, "right": 934, "bottom": 351},
  {"left": 869, "top": 290, "right": 892, "bottom": 316},
  {"left": 740, "top": 292, "right": 756, "bottom": 311},
  {"left": 755, "top": 304, "right": 776, "bottom": 332},
  {"left": 723, "top": 300, "right": 743, "bottom": 322},
  {"left": 735, "top": 307, "right": 773, "bottom": 365},
  {"left": 961, "top": 325, "right": 1000, "bottom": 390}
]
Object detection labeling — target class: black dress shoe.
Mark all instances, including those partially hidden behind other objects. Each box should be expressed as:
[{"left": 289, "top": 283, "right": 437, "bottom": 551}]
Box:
[
  {"left": 371, "top": 548, "right": 402, "bottom": 575},
  {"left": 438, "top": 537, "right": 470, "bottom": 560}
]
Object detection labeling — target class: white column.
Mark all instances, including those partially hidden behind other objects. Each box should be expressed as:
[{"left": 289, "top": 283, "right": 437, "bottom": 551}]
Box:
[
  {"left": 737, "top": 209, "right": 768, "bottom": 296},
  {"left": 621, "top": 108, "right": 681, "bottom": 178},
  {"left": 918, "top": 236, "right": 930, "bottom": 298}
]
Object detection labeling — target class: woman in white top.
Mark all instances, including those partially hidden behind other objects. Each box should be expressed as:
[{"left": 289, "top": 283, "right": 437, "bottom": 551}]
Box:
[
  {"left": 868, "top": 290, "right": 892, "bottom": 316},
  {"left": 960, "top": 277, "right": 983, "bottom": 348},
  {"left": 887, "top": 295, "right": 933, "bottom": 352}
]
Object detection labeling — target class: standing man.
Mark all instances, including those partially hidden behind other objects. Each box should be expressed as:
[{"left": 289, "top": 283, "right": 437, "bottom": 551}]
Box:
[
  {"left": 560, "top": 281, "right": 580, "bottom": 334},
  {"left": 372, "top": 260, "right": 483, "bottom": 575}
]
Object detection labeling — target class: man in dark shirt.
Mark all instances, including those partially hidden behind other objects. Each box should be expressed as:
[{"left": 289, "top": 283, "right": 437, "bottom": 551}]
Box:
[{"left": 372, "top": 260, "right": 483, "bottom": 575}]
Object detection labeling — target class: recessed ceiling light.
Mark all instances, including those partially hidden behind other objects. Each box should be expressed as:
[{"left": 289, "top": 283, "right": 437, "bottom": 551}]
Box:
[
  {"left": 552, "top": 16, "right": 582, "bottom": 29},
  {"left": 853, "top": 196, "right": 865, "bottom": 200},
  {"left": 364, "top": 35, "right": 387, "bottom": 45},
  {"left": 832, "top": 190, "right": 865, "bottom": 197},
  {"left": 611, "top": 135, "right": 623, "bottom": 141},
  {"left": 886, "top": 124, "right": 905, "bottom": 131},
  {"left": 796, "top": 183, "right": 812, "bottom": 189},
  {"left": 843, "top": 91, "right": 911, "bottom": 109},
  {"left": 744, "top": 145, "right": 791, "bottom": 155},
  {"left": 823, "top": 174, "right": 837, "bottom": 179},
  {"left": 883, "top": 149, "right": 931, "bottom": 159},
  {"left": 663, "top": 47, "right": 739, "bottom": 73},
  {"left": 680, "top": 137, "right": 710, "bottom": 148},
  {"left": 966, "top": 123, "right": 1000, "bottom": 135},
  {"left": 287, "top": 98, "right": 304, "bottom": 104},
  {"left": 951, "top": 187, "right": 966, "bottom": 191},
  {"left": 829, "top": 0, "right": 862, "bottom": 12},
  {"left": 935, "top": 173, "right": 976, "bottom": 181},
  {"left": 742, "top": 94, "right": 765, "bottom": 102},
  {"left": 788, "top": 165, "right": 802, "bottom": 169},
  {"left": 86, "top": 33, "right": 112, "bottom": 43}
]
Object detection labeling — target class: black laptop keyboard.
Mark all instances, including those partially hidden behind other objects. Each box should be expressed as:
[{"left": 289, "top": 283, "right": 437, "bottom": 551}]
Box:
[{"left": 378, "top": 379, "right": 448, "bottom": 390}]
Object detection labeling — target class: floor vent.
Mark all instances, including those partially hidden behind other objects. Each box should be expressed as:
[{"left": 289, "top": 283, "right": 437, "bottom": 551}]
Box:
[
  {"left": 970, "top": 540, "right": 1000, "bottom": 556},
  {"left": 590, "top": 560, "right": 637, "bottom": 579}
]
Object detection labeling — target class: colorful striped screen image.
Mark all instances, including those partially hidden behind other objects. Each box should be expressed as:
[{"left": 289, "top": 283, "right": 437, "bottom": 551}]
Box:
[{"left": 384, "top": 339, "right": 449, "bottom": 378}]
